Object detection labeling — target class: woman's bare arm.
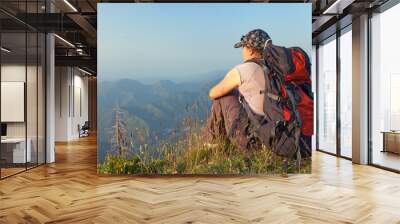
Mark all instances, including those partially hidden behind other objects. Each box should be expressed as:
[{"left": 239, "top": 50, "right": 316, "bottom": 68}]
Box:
[{"left": 209, "top": 69, "right": 241, "bottom": 100}]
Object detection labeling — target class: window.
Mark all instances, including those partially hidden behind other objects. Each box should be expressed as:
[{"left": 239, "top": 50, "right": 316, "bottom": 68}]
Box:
[
  {"left": 317, "top": 35, "right": 337, "bottom": 154},
  {"left": 0, "top": 1, "right": 47, "bottom": 179},
  {"left": 339, "top": 27, "right": 352, "bottom": 158},
  {"left": 370, "top": 3, "right": 400, "bottom": 171}
]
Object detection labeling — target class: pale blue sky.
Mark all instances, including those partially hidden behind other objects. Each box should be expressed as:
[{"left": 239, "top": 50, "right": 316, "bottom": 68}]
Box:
[{"left": 98, "top": 3, "right": 311, "bottom": 83}]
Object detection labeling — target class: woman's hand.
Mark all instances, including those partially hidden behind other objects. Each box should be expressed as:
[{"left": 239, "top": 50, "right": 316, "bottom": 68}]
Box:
[{"left": 209, "top": 68, "right": 241, "bottom": 100}]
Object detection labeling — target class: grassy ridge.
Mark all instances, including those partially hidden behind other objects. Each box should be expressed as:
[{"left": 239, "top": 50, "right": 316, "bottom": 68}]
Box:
[{"left": 98, "top": 130, "right": 311, "bottom": 175}]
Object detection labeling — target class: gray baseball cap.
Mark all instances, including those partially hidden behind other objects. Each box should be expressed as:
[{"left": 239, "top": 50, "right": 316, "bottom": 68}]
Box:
[{"left": 234, "top": 29, "right": 271, "bottom": 50}]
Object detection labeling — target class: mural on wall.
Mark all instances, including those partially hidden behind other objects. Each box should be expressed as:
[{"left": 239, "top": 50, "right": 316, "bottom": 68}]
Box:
[{"left": 97, "top": 3, "right": 313, "bottom": 175}]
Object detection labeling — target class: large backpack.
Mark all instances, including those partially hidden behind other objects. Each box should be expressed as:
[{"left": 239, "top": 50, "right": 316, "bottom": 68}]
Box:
[{"left": 242, "top": 41, "right": 313, "bottom": 161}]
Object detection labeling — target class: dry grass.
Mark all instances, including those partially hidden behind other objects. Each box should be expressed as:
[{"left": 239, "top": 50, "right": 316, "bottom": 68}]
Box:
[{"left": 98, "top": 128, "right": 311, "bottom": 175}]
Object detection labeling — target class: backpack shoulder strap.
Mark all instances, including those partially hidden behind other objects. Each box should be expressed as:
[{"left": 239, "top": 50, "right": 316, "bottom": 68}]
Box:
[
  {"left": 243, "top": 59, "right": 270, "bottom": 82},
  {"left": 244, "top": 58, "right": 265, "bottom": 67}
]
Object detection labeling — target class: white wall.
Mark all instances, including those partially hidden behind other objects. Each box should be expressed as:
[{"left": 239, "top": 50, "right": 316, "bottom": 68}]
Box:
[
  {"left": 72, "top": 73, "right": 89, "bottom": 138},
  {"left": 1, "top": 65, "right": 27, "bottom": 144},
  {"left": 1, "top": 63, "right": 46, "bottom": 164},
  {"left": 1, "top": 65, "right": 26, "bottom": 137},
  {"left": 1, "top": 65, "right": 36, "bottom": 138},
  {"left": 55, "top": 67, "right": 89, "bottom": 141},
  {"left": 55, "top": 66, "right": 69, "bottom": 141}
]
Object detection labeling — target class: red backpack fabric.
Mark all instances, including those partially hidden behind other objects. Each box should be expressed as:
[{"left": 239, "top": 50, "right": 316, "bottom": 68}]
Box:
[{"left": 281, "top": 47, "right": 313, "bottom": 136}]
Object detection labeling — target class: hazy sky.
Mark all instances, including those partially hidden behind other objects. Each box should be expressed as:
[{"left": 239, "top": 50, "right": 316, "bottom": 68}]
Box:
[{"left": 98, "top": 3, "right": 311, "bottom": 83}]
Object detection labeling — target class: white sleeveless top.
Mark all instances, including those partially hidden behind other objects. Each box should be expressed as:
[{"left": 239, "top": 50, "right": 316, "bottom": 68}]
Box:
[{"left": 234, "top": 62, "right": 266, "bottom": 116}]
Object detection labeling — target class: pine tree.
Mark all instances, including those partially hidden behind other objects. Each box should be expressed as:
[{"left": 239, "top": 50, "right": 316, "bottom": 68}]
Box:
[{"left": 110, "top": 105, "right": 133, "bottom": 157}]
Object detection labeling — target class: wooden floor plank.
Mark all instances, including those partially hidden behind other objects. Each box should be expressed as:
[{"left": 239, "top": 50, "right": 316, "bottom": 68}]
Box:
[{"left": 0, "top": 135, "right": 399, "bottom": 223}]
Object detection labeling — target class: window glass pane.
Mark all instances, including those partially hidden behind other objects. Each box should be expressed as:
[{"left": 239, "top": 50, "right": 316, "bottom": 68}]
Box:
[
  {"left": 1, "top": 31, "right": 27, "bottom": 177},
  {"left": 27, "top": 31, "right": 38, "bottom": 169},
  {"left": 371, "top": 3, "right": 400, "bottom": 171},
  {"left": 38, "top": 33, "right": 45, "bottom": 165},
  {"left": 340, "top": 28, "right": 352, "bottom": 158},
  {"left": 0, "top": 1, "right": 46, "bottom": 179},
  {"left": 26, "top": 0, "right": 39, "bottom": 169},
  {"left": 318, "top": 36, "right": 337, "bottom": 154}
]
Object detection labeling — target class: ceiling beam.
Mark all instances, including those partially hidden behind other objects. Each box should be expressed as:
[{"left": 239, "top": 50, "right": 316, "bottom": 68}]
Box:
[
  {"left": 55, "top": 55, "right": 96, "bottom": 70},
  {"left": 323, "top": 0, "right": 356, "bottom": 14},
  {"left": 67, "top": 13, "right": 97, "bottom": 39}
]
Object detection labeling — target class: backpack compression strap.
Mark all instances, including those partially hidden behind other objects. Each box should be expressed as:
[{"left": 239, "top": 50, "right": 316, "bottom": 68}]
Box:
[{"left": 260, "top": 90, "right": 281, "bottom": 102}]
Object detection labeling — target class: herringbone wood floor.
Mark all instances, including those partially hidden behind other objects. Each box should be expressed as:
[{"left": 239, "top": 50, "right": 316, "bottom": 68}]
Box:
[{"left": 1, "top": 135, "right": 400, "bottom": 224}]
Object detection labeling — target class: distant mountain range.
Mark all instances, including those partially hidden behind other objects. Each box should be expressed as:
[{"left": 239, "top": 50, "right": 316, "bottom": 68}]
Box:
[{"left": 98, "top": 73, "right": 224, "bottom": 161}]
